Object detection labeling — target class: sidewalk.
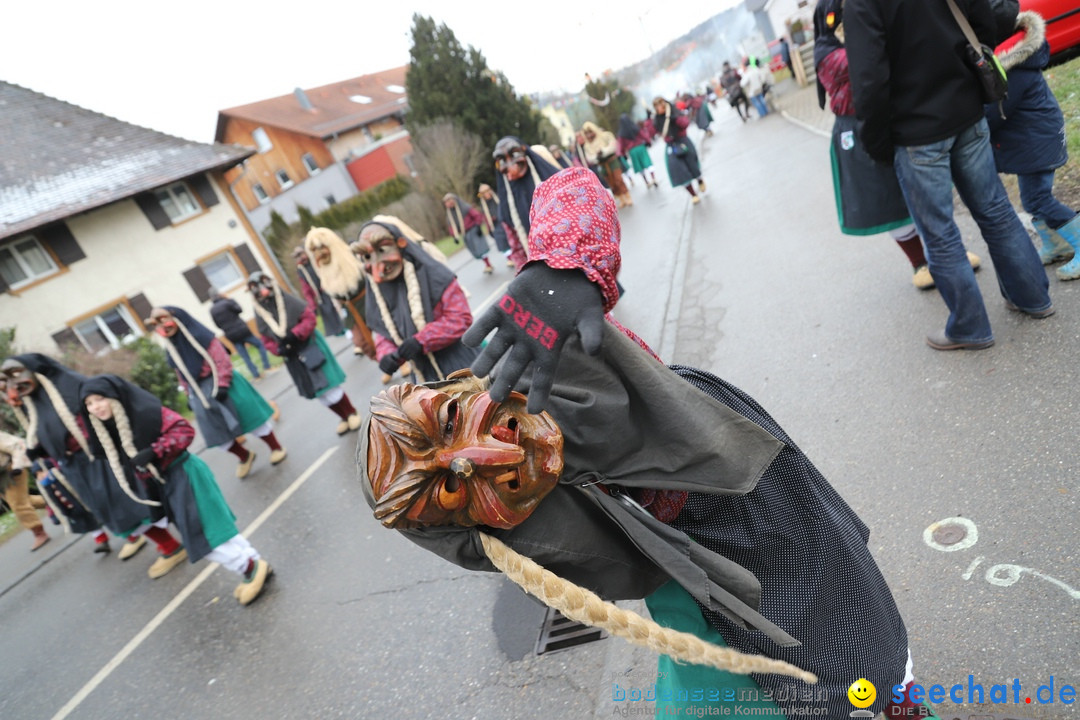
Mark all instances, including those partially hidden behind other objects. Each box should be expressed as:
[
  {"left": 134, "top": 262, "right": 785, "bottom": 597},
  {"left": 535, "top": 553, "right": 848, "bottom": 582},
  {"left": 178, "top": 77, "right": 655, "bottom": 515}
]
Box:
[{"left": 770, "top": 77, "right": 835, "bottom": 138}]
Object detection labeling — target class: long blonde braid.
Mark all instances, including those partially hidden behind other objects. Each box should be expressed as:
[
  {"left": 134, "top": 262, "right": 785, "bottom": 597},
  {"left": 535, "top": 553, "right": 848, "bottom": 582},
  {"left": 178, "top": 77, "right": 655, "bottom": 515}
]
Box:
[
  {"left": 87, "top": 405, "right": 161, "bottom": 508},
  {"left": 478, "top": 532, "right": 818, "bottom": 684},
  {"left": 446, "top": 204, "right": 465, "bottom": 242},
  {"left": 11, "top": 400, "right": 34, "bottom": 448},
  {"left": 251, "top": 283, "right": 289, "bottom": 338},
  {"left": 158, "top": 319, "right": 219, "bottom": 409},
  {"left": 369, "top": 260, "right": 444, "bottom": 382},
  {"left": 501, "top": 158, "right": 541, "bottom": 260},
  {"left": 36, "top": 374, "right": 93, "bottom": 459}
]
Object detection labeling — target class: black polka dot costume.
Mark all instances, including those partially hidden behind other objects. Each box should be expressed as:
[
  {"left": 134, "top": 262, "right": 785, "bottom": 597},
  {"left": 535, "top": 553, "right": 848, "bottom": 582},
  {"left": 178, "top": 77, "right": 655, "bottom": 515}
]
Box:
[{"left": 669, "top": 366, "right": 909, "bottom": 718}]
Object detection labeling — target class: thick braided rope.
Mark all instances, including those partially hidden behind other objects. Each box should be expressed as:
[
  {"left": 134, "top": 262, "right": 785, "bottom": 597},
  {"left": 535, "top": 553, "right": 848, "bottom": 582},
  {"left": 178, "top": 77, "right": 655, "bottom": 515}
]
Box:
[
  {"left": 252, "top": 283, "right": 289, "bottom": 338},
  {"left": 36, "top": 374, "right": 93, "bottom": 459},
  {"left": 478, "top": 532, "right": 818, "bottom": 684},
  {"left": 500, "top": 158, "right": 541, "bottom": 261},
  {"left": 370, "top": 261, "right": 444, "bottom": 383},
  {"left": 480, "top": 196, "right": 497, "bottom": 232},
  {"left": 160, "top": 338, "right": 208, "bottom": 409},
  {"left": 446, "top": 205, "right": 465, "bottom": 242},
  {"left": 88, "top": 411, "right": 160, "bottom": 507},
  {"left": 110, "top": 399, "right": 165, "bottom": 485},
  {"left": 11, "top": 401, "right": 33, "bottom": 448},
  {"left": 165, "top": 319, "right": 220, "bottom": 409}
]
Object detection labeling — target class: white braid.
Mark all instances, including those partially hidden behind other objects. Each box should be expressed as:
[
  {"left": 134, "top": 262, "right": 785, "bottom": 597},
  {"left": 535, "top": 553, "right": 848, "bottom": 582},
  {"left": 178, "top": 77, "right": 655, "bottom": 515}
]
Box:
[
  {"left": 480, "top": 196, "right": 497, "bottom": 231},
  {"left": 36, "top": 374, "right": 93, "bottom": 459},
  {"left": 502, "top": 174, "right": 529, "bottom": 259},
  {"left": 660, "top": 108, "right": 671, "bottom": 145},
  {"left": 369, "top": 260, "right": 444, "bottom": 383},
  {"left": 110, "top": 399, "right": 166, "bottom": 485},
  {"left": 446, "top": 205, "right": 465, "bottom": 242},
  {"left": 87, "top": 411, "right": 161, "bottom": 507},
  {"left": 11, "top": 401, "right": 33, "bottom": 448},
  {"left": 159, "top": 338, "right": 208, "bottom": 410},
  {"left": 252, "top": 283, "right": 289, "bottom": 338}
]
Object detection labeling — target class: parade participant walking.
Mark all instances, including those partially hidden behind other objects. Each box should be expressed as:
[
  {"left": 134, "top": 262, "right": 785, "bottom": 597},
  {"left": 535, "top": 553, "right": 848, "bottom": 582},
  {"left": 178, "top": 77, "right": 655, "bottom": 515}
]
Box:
[
  {"left": 353, "top": 217, "right": 477, "bottom": 384},
  {"left": 476, "top": 184, "right": 514, "bottom": 267},
  {"left": 719, "top": 61, "right": 750, "bottom": 122},
  {"left": 81, "top": 375, "right": 272, "bottom": 605},
  {"left": 294, "top": 246, "right": 346, "bottom": 336},
  {"left": 0, "top": 430, "right": 51, "bottom": 551},
  {"left": 581, "top": 121, "right": 632, "bottom": 208},
  {"left": 208, "top": 289, "right": 271, "bottom": 381},
  {"left": 984, "top": 2, "right": 1080, "bottom": 278},
  {"left": 363, "top": 168, "right": 926, "bottom": 719},
  {"left": 2, "top": 355, "right": 185, "bottom": 577},
  {"left": 652, "top": 98, "right": 706, "bottom": 204},
  {"left": 146, "top": 307, "right": 285, "bottom": 477},
  {"left": 845, "top": 0, "right": 1053, "bottom": 350},
  {"left": 492, "top": 136, "right": 561, "bottom": 270},
  {"left": 813, "top": 0, "right": 981, "bottom": 289},
  {"left": 617, "top": 113, "right": 658, "bottom": 188},
  {"left": 303, "top": 227, "right": 377, "bottom": 360},
  {"left": 247, "top": 271, "right": 361, "bottom": 435},
  {"left": 443, "top": 193, "right": 496, "bottom": 274},
  {"left": 740, "top": 60, "right": 771, "bottom": 118}
]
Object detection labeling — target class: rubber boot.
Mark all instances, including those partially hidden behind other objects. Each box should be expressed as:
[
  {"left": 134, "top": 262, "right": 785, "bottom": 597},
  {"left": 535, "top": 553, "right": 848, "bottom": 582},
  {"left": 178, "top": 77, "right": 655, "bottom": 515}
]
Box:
[
  {"left": 1053, "top": 214, "right": 1080, "bottom": 280},
  {"left": 1033, "top": 218, "right": 1074, "bottom": 265}
]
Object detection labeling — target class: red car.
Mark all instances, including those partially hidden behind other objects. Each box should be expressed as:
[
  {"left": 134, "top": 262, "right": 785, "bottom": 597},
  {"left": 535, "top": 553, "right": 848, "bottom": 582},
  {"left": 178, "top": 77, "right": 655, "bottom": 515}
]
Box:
[{"left": 1021, "top": 0, "right": 1080, "bottom": 58}]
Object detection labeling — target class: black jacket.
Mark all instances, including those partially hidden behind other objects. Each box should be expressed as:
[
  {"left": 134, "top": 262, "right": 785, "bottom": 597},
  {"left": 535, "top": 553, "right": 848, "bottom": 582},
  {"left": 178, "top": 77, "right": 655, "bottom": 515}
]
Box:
[
  {"left": 209, "top": 297, "right": 250, "bottom": 342},
  {"left": 845, "top": 0, "right": 998, "bottom": 161}
]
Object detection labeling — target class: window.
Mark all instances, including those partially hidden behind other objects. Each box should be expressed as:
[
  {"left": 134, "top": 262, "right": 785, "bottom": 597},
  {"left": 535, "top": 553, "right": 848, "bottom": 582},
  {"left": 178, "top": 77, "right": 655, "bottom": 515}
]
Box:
[
  {"left": 199, "top": 250, "right": 244, "bottom": 291},
  {"left": 252, "top": 127, "right": 273, "bottom": 153},
  {"left": 253, "top": 183, "right": 269, "bottom": 204},
  {"left": 0, "top": 236, "right": 58, "bottom": 289},
  {"left": 302, "top": 153, "right": 320, "bottom": 174},
  {"left": 154, "top": 182, "right": 201, "bottom": 223},
  {"left": 73, "top": 303, "right": 142, "bottom": 354},
  {"left": 324, "top": 194, "right": 336, "bottom": 207},
  {"left": 276, "top": 169, "right": 294, "bottom": 190}
]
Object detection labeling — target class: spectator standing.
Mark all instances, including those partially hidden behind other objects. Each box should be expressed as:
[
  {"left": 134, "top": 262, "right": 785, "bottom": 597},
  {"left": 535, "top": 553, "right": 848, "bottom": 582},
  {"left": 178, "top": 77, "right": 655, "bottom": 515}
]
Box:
[
  {"left": 209, "top": 289, "right": 271, "bottom": 380},
  {"left": 845, "top": 0, "right": 1052, "bottom": 350},
  {"left": 719, "top": 62, "right": 750, "bottom": 122}
]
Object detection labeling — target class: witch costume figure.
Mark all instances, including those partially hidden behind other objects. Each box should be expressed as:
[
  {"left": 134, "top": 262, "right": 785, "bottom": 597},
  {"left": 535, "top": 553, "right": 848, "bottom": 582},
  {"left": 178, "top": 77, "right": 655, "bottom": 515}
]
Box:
[
  {"left": 652, "top": 97, "right": 706, "bottom": 204},
  {"left": 294, "top": 245, "right": 346, "bottom": 337},
  {"left": 146, "top": 306, "right": 285, "bottom": 478},
  {"left": 492, "top": 136, "right": 561, "bottom": 271},
  {"left": 304, "top": 227, "right": 377, "bottom": 360},
  {"left": 359, "top": 168, "right": 932, "bottom": 719},
  {"left": 442, "top": 193, "right": 496, "bottom": 274},
  {"left": 476, "top": 183, "right": 514, "bottom": 266},
  {"left": 353, "top": 217, "right": 478, "bottom": 385},
  {"left": 1, "top": 354, "right": 186, "bottom": 577},
  {"left": 80, "top": 374, "right": 272, "bottom": 605},
  {"left": 247, "top": 271, "right": 362, "bottom": 436}
]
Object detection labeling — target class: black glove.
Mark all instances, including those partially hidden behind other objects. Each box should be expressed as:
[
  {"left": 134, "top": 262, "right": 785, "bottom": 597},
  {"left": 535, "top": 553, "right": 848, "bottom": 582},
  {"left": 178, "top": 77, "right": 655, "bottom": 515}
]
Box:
[
  {"left": 462, "top": 264, "right": 605, "bottom": 414},
  {"left": 378, "top": 352, "right": 402, "bottom": 375},
  {"left": 132, "top": 447, "right": 156, "bottom": 470},
  {"left": 282, "top": 331, "right": 299, "bottom": 354},
  {"left": 26, "top": 444, "right": 48, "bottom": 461},
  {"left": 396, "top": 336, "right": 423, "bottom": 362},
  {"left": 214, "top": 386, "right": 230, "bottom": 402}
]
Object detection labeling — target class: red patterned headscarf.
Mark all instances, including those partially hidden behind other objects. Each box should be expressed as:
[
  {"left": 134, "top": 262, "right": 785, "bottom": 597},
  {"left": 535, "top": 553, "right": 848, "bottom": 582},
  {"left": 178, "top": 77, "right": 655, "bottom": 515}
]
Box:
[{"left": 527, "top": 168, "right": 622, "bottom": 313}]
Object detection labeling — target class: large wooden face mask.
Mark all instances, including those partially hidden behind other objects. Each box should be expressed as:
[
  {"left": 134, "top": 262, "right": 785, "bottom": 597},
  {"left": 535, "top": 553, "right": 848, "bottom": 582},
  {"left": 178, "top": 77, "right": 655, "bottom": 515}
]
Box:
[{"left": 366, "top": 380, "right": 564, "bottom": 529}]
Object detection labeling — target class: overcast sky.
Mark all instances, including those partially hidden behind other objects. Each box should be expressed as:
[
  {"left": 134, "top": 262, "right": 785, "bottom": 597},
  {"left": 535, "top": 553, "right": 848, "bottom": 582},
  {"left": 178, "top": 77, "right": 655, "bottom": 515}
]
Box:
[{"left": 3, "top": 1, "right": 736, "bottom": 143}]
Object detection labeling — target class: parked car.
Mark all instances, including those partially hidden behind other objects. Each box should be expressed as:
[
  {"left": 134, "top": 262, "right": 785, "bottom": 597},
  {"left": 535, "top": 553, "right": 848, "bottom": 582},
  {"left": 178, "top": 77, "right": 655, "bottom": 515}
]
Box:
[{"left": 1021, "top": 0, "right": 1080, "bottom": 59}]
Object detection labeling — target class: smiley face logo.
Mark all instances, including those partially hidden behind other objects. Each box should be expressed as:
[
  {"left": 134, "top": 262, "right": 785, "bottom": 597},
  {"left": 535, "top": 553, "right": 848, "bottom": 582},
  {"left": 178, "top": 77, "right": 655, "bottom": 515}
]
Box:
[{"left": 847, "top": 678, "right": 876, "bottom": 709}]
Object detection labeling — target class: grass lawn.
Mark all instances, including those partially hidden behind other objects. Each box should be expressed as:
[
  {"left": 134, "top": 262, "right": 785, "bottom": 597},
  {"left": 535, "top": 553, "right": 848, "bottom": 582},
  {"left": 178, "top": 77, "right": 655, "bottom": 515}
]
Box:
[
  {"left": 433, "top": 235, "right": 465, "bottom": 259},
  {"left": 0, "top": 510, "right": 22, "bottom": 544},
  {"left": 1045, "top": 55, "right": 1080, "bottom": 208}
]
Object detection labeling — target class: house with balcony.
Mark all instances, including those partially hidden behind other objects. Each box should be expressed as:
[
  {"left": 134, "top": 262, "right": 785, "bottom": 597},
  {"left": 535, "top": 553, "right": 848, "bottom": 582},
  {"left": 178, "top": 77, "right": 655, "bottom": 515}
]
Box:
[
  {"left": 0, "top": 81, "right": 284, "bottom": 354},
  {"left": 215, "top": 65, "right": 414, "bottom": 238}
]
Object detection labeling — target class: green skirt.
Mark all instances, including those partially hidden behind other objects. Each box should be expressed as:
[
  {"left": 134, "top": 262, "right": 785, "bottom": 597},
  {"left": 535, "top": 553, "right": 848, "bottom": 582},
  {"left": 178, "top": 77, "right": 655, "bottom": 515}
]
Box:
[
  {"left": 161, "top": 453, "right": 239, "bottom": 560},
  {"left": 229, "top": 372, "right": 274, "bottom": 433},
  {"left": 644, "top": 581, "right": 783, "bottom": 714},
  {"left": 628, "top": 144, "right": 653, "bottom": 173}
]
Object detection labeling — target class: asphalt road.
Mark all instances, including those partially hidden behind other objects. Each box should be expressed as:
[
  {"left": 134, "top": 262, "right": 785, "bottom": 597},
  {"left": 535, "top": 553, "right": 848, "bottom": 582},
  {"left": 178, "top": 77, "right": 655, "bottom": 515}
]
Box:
[{"left": 1, "top": 103, "right": 1076, "bottom": 720}]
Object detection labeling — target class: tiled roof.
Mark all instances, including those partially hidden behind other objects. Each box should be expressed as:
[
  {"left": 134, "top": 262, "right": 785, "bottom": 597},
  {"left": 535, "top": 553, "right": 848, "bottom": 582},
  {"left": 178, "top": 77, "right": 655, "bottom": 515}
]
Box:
[
  {"left": 0, "top": 81, "right": 253, "bottom": 241},
  {"left": 215, "top": 66, "right": 409, "bottom": 141}
]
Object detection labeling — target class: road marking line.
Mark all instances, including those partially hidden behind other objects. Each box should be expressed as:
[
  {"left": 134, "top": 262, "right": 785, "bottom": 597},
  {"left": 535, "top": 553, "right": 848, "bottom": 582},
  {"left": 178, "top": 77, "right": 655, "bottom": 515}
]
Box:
[{"left": 50, "top": 446, "right": 339, "bottom": 720}]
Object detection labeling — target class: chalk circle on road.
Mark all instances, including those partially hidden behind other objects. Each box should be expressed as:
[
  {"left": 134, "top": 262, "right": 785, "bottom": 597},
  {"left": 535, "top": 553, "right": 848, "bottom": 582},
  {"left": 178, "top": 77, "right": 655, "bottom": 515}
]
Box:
[{"left": 923, "top": 516, "right": 979, "bottom": 552}]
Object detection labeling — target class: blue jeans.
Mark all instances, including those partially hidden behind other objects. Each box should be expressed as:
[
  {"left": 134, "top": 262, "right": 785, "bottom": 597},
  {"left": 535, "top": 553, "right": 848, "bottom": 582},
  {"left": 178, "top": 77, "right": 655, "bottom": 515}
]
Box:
[
  {"left": 1018, "top": 170, "right": 1077, "bottom": 229},
  {"left": 233, "top": 333, "right": 270, "bottom": 377},
  {"left": 893, "top": 119, "right": 1050, "bottom": 342},
  {"left": 750, "top": 94, "right": 768, "bottom": 117}
]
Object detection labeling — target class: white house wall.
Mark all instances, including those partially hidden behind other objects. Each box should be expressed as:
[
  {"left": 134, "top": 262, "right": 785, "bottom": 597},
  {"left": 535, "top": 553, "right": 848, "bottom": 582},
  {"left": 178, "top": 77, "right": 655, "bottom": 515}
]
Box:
[{"left": 2, "top": 188, "right": 264, "bottom": 352}]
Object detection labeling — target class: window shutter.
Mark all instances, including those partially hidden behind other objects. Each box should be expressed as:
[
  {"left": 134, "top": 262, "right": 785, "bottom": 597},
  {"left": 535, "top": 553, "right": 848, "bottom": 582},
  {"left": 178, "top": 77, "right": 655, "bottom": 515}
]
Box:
[
  {"left": 128, "top": 292, "right": 153, "bottom": 328},
  {"left": 51, "top": 328, "right": 80, "bottom": 351},
  {"left": 233, "top": 243, "right": 262, "bottom": 275},
  {"left": 188, "top": 174, "right": 220, "bottom": 208},
  {"left": 182, "top": 266, "right": 212, "bottom": 303},
  {"left": 135, "top": 193, "right": 171, "bottom": 230},
  {"left": 0, "top": 273, "right": 7, "bottom": 293},
  {"left": 39, "top": 223, "right": 86, "bottom": 266}
]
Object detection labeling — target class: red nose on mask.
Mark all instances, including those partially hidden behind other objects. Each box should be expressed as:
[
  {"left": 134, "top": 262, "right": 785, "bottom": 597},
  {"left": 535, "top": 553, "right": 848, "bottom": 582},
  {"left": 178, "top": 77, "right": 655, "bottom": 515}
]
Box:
[
  {"left": 259, "top": 287, "right": 271, "bottom": 299},
  {"left": 155, "top": 321, "right": 176, "bottom": 337}
]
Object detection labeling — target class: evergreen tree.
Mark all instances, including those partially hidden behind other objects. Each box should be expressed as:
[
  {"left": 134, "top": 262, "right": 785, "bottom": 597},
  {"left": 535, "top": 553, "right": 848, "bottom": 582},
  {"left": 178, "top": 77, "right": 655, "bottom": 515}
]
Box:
[
  {"left": 584, "top": 75, "right": 637, "bottom": 134},
  {"left": 406, "top": 14, "right": 541, "bottom": 177}
]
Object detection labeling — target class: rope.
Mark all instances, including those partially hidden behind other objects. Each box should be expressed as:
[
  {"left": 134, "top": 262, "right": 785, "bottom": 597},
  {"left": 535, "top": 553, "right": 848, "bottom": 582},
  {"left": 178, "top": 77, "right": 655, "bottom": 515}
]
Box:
[
  {"left": 478, "top": 532, "right": 818, "bottom": 684},
  {"left": 447, "top": 204, "right": 465, "bottom": 242},
  {"left": 11, "top": 401, "right": 33, "bottom": 448},
  {"left": 35, "top": 374, "right": 93, "bottom": 459},
  {"left": 87, "top": 410, "right": 161, "bottom": 507},
  {"left": 368, "top": 261, "right": 443, "bottom": 383},
  {"left": 252, "top": 283, "right": 289, "bottom": 338}
]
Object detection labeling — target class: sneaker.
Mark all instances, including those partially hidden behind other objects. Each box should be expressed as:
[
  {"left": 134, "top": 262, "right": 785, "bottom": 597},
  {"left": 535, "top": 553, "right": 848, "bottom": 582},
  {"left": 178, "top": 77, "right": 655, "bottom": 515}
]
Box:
[
  {"left": 147, "top": 547, "right": 187, "bottom": 579},
  {"left": 691, "top": 196, "right": 701, "bottom": 205},
  {"left": 118, "top": 535, "right": 148, "bottom": 561},
  {"left": 347, "top": 413, "right": 362, "bottom": 431},
  {"left": 912, "top": 264, "right": 935, "bottom": 290},
  {"left": 236, "top": 450, "right": 257, "bottom": 479},
  {"left": 336, "top": 419, "right": 350, "bottom": 435},
  {"left": 234, "top": 558, "right": 273, "bottom": 605},
  {"left": 269, "top": 447, "right": 288, "bottom": 465}
]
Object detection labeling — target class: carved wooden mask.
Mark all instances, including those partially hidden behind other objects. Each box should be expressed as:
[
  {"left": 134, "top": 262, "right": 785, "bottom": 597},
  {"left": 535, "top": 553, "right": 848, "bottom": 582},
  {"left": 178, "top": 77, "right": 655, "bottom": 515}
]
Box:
[{"left": 366, "top": 379, "right": 564, "bottom": 530}]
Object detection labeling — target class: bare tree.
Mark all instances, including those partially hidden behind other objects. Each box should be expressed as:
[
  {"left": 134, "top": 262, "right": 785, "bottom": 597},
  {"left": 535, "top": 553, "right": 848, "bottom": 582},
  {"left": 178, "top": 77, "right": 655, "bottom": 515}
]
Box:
[{"left": 409, "top": 119, "right": 487, "bottom": 201}]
